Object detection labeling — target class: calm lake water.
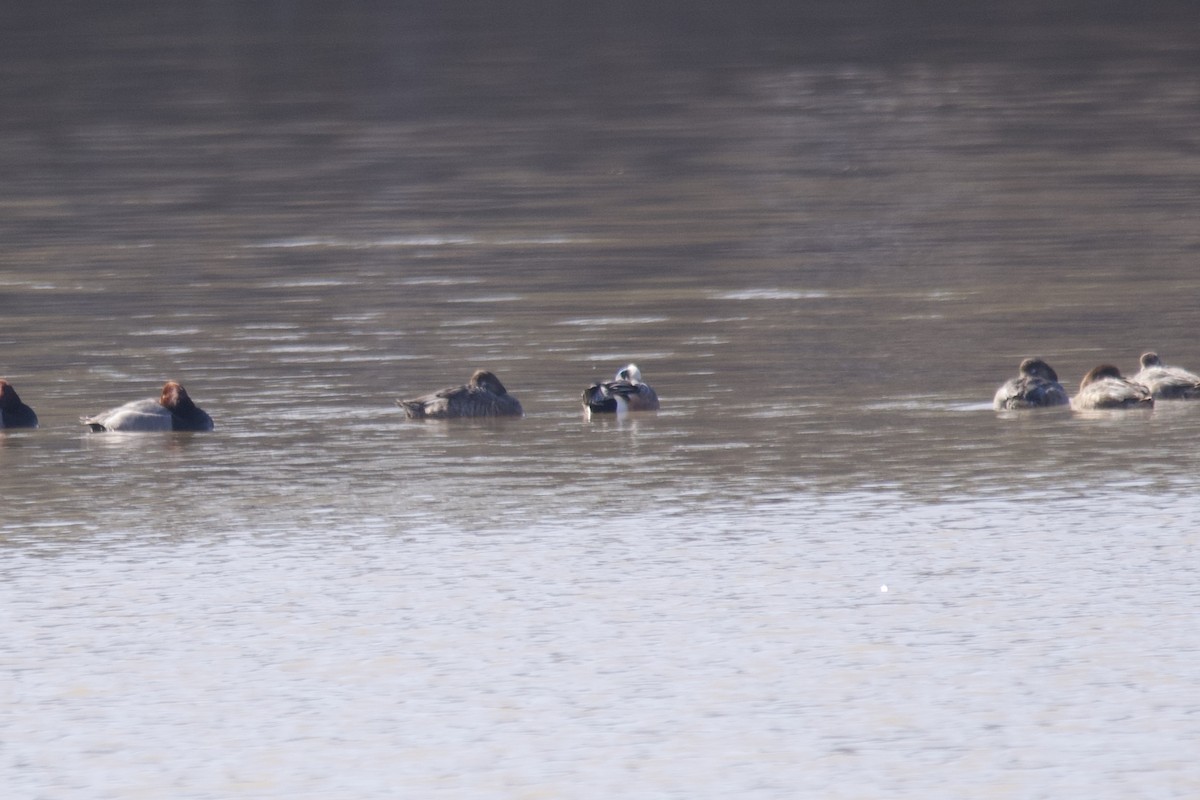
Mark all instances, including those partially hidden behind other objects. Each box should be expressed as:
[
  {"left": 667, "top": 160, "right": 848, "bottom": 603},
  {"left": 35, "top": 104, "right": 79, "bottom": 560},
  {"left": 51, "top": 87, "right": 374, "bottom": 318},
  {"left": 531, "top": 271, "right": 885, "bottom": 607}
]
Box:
[{"left": 3, "top": 2, "right": 1200, "bottom": 798}]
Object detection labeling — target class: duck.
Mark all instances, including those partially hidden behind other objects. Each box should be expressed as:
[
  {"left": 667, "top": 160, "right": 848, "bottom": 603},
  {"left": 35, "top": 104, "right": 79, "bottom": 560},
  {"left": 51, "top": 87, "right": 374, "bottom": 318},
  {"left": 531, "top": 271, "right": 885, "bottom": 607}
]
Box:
[
  {"left": 1131, "top": 352, "right": 1200, "bottom": 400},
  {"left": 0, "top": 380, "right": 38, "bottom": 428},
  {"left": 1071, "top": 365, "right": 1154, "bottom": 410},
  {"left": 82, "top": 381, "right": 214, "bottom": 432},
  {"left": 397, "top": 369, "right": 523, "bottom": 419},
  {"left": 582, "top": 363, "right": 660, "bottom": 414},
  {"left": 992, "top": 358, "right": 1070, "bottom": 410}
]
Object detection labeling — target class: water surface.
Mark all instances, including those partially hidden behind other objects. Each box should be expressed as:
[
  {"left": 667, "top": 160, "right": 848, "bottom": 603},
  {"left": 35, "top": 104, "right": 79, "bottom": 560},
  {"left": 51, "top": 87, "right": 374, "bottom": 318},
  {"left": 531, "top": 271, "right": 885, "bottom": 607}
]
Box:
[{"left": 3, "top": 3, "right": 1200, "bottom": 798}]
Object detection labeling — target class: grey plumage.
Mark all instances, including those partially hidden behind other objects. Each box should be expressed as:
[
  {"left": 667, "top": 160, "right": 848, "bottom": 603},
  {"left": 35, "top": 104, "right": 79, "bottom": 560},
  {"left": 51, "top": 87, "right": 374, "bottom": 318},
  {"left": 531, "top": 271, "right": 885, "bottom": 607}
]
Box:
[{"left": 398, "top": 370, "right": 524, "bottom": 419}]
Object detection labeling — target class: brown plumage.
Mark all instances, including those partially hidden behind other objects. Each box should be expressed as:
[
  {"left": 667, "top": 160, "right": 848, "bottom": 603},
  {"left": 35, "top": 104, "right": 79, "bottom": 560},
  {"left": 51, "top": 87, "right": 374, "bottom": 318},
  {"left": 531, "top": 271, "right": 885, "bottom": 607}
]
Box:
[
  {"left": 992, "top": 358, "right": 1069, "bottom": 410},
  {"left": 1072, "top": 365, "right": 1153, "bottom": 410},
  {"left": 397, "top": 370, "right": 524, "bottom": 419}
]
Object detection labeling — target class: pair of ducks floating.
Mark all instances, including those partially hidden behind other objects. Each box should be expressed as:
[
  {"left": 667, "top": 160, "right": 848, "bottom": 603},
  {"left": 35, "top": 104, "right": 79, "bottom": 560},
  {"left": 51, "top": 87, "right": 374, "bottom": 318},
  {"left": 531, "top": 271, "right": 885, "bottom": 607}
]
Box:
[
  {"left": 0, "top": 381, "right": 213, "bottom": 431},
  {"left": 397, "top": 363, "right": 660, "bottom": 419},
  {"left": 0, "top": 364, "right": 660, "bottom": 430},
  {"left": 994, "top": 352, "right": 1200, "bottom": 411},
  {"left": 0, "top": 379, "right": 213, "bottom": 431}
]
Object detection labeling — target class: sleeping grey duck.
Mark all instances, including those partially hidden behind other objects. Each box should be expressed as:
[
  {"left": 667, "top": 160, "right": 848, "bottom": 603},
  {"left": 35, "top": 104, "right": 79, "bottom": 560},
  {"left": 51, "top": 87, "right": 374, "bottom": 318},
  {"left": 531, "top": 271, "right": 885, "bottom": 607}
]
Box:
[
  {"left": 1132, "top": 352, "right": 1200, "bottom": 400},
  {"left": 993, "top": 358, "right": 1069, "bottom": 410},
  {"left": 1072, "top": 365, "right": 1153, "bottom": 410},
  {"left": 398, "top": 370, "right": 523, "bottom": 419}
]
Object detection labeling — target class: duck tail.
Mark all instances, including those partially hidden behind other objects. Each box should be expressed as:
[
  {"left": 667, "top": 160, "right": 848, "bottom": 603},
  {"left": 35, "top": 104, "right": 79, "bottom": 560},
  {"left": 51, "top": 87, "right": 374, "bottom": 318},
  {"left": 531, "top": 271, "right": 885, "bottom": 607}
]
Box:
[
  {"left": 396, "top": 399, "right": 426, "bottom": 420},
  {"left": 581, "top": 384, "right": 617, "bottom": 413}
]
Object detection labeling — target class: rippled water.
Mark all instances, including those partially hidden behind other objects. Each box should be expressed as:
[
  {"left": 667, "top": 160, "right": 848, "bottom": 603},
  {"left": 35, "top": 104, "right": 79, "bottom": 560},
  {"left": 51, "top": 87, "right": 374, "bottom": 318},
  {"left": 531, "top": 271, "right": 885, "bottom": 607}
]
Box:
[{"left": 4, "top": 3, "right": 1200, "bottom": 798}]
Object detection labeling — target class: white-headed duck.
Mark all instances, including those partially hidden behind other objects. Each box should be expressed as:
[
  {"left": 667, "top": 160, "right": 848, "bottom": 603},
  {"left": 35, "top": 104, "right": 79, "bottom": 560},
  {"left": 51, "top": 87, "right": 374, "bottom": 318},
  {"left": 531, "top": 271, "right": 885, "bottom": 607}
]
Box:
[{"left": 582, "top": 363, "right": 660, "bottom": 415}]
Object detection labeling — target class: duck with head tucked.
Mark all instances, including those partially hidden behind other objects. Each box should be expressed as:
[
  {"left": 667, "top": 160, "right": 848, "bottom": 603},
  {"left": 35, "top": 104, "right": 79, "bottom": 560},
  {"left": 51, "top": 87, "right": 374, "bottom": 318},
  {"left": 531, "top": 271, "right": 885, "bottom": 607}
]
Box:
[
  {"left": 582, "top": 363, "right": 660, "bottom": 415},
  {"left": 1072, "top": 365, "right": 1153, "bottom": 410},
  {"left": 993, "top": 358, "right": 1070, "bottom": 410},
  {"left": 1131, "top": 352, "right": 1200, "bottom": 400},
  {"left": 82, "top": 381, "right": 214, "bottom": 432},
  {"left": 397, "top": 369, "right": 523, "bottom": 419},
  {"left": 0, "top": 380, "right": 38, "bottom": 428}
]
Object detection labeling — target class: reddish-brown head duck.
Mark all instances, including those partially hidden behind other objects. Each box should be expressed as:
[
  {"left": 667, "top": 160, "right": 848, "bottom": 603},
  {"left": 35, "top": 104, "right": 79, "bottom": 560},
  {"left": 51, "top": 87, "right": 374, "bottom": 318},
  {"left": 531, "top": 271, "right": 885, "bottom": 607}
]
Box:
[{"left": 82, "top": 381, "right": 214, "bottom": 432}]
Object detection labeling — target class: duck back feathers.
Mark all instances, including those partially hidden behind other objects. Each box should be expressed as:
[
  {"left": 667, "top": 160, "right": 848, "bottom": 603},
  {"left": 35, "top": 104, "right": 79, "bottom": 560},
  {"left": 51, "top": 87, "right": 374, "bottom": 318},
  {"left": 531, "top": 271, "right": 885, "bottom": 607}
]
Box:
[
  {"left": 993, "top": 358, "right": 1069, "bottom": 410},
  {"left": 1133, "top": 351, "right": 1200, "bottom": 400},
  {"left": 1072, "top": 365, "right": 1153, "bottom": 410},
  {"left": 398, "top": 370, "right": 523, "bottom": 419}
]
